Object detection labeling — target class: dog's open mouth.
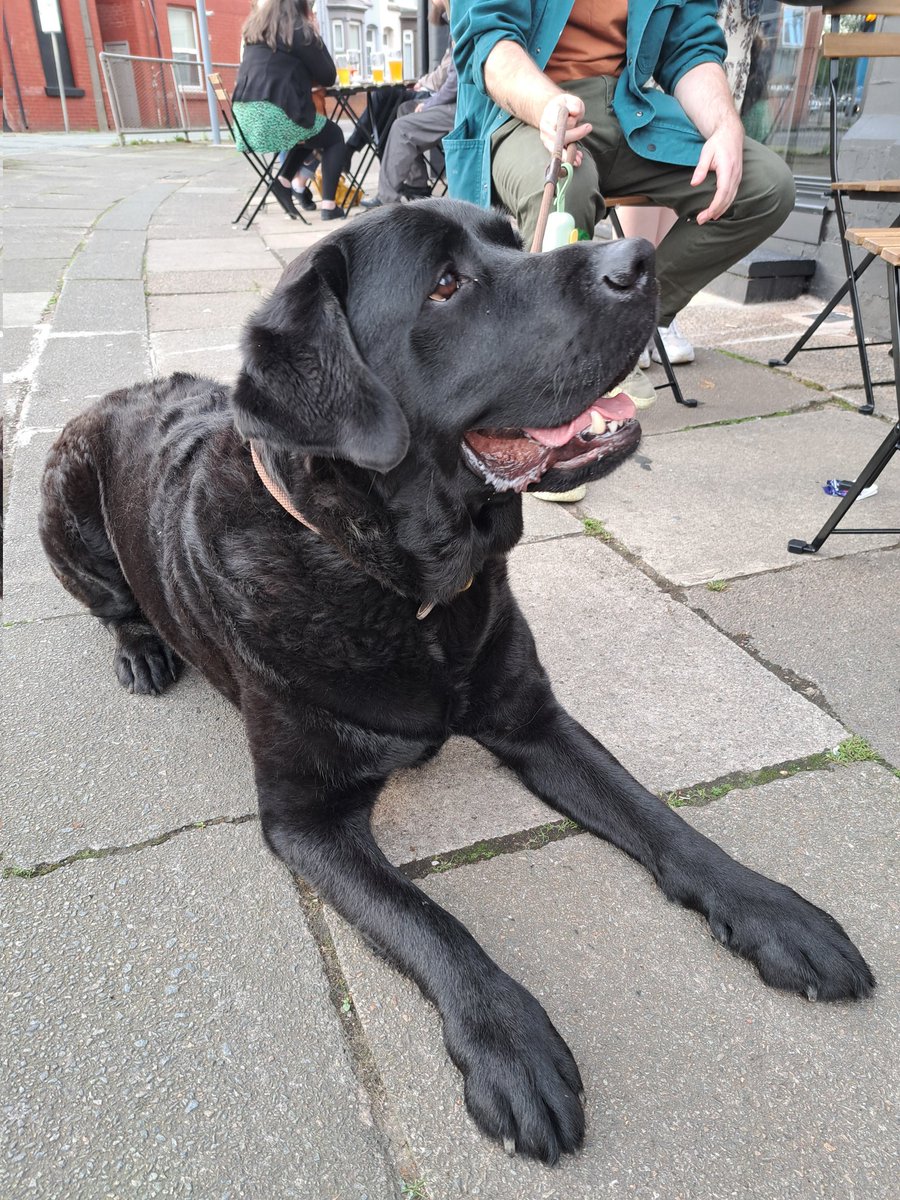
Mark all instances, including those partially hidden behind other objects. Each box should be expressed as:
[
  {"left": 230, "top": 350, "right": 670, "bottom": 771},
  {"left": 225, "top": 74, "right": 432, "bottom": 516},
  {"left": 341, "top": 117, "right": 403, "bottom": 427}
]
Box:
[{"left": 461, "top": 393, "right": 641, "bottom": 492}]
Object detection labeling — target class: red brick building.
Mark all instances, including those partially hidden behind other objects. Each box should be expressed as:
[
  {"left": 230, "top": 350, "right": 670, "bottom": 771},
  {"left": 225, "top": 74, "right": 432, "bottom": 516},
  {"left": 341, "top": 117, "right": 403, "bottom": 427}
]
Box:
[{"left": 3, "top": 0, "right": 248, "bottom": 132}]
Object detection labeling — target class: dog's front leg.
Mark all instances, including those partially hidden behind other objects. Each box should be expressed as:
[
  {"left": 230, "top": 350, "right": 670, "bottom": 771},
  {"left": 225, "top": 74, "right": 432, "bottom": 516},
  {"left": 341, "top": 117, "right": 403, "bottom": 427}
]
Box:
[
  {"left": 246, "top": 706, "right": 586, "bottom": 1164},
  {"left": 469, "top": 675, "right": 874, "bottom": 1004}
]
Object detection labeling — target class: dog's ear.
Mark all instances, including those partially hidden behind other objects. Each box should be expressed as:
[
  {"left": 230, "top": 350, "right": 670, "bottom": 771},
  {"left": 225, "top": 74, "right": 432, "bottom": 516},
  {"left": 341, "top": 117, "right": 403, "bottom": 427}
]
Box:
[{"left": 232, "top": 242, "right": 410, "bottom": 472}]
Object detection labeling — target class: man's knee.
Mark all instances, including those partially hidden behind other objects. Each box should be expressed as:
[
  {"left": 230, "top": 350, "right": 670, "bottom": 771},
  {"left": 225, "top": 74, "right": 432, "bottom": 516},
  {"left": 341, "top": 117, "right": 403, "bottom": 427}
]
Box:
[{"left": 742, "top": 144, "right": 795, "bottom": 234}]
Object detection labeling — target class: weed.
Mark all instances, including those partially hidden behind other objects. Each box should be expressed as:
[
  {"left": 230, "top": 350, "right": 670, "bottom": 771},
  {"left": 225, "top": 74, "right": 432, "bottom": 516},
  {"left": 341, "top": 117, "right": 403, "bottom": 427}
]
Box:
[
  {"left": 583, "top": 517, "right": 612, "bottom": 541},
  {"left": 706, "top": 579, "right": 729, "bottom": 592},
  {"left": 339, "top": 991, "right": 352, "bottom": 1015},
  {"left": 430, "top": 842, "right": 498, "bottom": 873},
  {"left": 829, "top": 735, "right": 879, "bottom": 764},
  {"left": 401, "top": 1182, "right": 430, "bottom": 1200}
]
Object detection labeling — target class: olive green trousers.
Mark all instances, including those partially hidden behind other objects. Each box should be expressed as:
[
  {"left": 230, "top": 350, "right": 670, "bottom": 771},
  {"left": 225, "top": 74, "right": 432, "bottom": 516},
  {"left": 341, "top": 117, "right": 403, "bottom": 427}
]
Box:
[{"left": 491, "top": 75, "right": 795, "bottom": 324}]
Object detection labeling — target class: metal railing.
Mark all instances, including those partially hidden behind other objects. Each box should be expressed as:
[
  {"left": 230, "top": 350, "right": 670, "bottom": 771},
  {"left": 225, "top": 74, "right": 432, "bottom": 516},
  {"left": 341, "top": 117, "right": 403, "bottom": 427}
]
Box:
[{"left": 99, "top": 53, "right": 239, "bottom": 141}]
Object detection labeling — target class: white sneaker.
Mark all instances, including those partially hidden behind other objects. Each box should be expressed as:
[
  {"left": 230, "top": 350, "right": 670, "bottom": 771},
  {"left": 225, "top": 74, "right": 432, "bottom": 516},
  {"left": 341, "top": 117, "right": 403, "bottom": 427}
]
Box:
[
  {"left": 651, "top": 318, "right": 695, "bottom": 365},
  {"left": 530, "top": 485, "right": 587, "bottom": 503},
  {"left": 638, "top": 347, "right": 651, "bottom": 369},
  {"left": 619, "top": 365, "right": 656, "bottom": 410}
]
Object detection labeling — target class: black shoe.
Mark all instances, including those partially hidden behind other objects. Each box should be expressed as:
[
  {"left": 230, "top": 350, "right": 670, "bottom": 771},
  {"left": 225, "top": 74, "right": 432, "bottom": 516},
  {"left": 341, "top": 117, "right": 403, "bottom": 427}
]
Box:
[
  {"left": 320, "top": 206, "right": 347, "bottom": 221},
  {"left": 269, "top": 177, "right": 299, "bottom": 218},
  {"left": 399, "top": 183, "right": 431, "bottom": 200},
  {"left": 294, "top": 185, "right": 317, "bottom": 212},
  {"left": 360, "top": 196, "right": 383, "bottom": 210}
]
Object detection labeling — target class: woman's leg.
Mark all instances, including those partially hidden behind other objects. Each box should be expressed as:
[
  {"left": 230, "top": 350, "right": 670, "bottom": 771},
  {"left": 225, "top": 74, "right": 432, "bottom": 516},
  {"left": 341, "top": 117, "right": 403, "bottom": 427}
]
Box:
[{"left": 292, "top": 121, "right": 346, "bottom": 212}]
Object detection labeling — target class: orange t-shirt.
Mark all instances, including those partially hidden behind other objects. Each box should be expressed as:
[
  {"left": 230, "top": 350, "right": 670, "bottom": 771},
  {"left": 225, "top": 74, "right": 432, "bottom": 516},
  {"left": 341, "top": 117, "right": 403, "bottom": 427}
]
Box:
[{"left": 545, "top": 0, "right": 629, "bottom": 85}]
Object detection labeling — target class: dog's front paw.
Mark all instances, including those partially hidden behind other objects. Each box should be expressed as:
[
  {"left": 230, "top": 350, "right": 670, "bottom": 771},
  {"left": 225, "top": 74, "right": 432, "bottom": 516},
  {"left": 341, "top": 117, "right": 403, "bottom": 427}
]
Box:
[
  {"left": 707, "top": 874, "right": 875, "bottom": 1002},
  {"left": 113, "top": 626, "right": 181, "bottom": 696},
  {"left": 444, "top": 974, "right": 585, "bottom": 1164}
]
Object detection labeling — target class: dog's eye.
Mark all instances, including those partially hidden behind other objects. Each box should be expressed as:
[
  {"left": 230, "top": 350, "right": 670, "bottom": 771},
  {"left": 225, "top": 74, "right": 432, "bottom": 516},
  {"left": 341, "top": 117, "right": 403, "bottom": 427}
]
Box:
[{"left": 429, "top": 269, "right": 462, "bottom": 303}]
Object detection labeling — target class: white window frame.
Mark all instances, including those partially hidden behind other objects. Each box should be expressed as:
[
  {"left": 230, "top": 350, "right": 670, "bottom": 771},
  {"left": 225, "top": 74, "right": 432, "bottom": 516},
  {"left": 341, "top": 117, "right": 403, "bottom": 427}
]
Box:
[
  {"left": 331, "top": 21, "right": 345, "bottom": 52},
  {"left": 167, "top": 5, "right": 203, "bottom": 92}
]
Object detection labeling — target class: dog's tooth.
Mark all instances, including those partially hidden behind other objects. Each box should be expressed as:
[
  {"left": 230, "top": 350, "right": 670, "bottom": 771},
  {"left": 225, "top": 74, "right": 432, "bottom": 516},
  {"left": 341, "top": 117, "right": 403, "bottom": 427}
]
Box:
[
  {"left": 608, "top": 420, "right": 620, "bottom": 433},
  {"left": 588, "top": 411, "right": 607, "bottom": 435}
]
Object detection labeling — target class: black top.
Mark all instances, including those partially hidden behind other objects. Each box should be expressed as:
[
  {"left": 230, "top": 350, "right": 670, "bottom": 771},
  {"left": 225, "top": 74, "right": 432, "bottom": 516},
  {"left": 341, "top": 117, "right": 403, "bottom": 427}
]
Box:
[{"left": 233, "top": 28, "right": 336, "bottom": 128}]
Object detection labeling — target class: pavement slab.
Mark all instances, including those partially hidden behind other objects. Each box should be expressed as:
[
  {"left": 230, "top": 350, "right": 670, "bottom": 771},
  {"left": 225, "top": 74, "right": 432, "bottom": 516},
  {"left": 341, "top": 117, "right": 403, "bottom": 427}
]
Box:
[
  {"left": 582, "top": 406, "right": 900, "bottom": 584},
  {"left": 24, "top": 333, "right": 151, "bottom": 430},
  {"left": 146, "top": 238, "right": 277, "bottom": 274},
  {"left": 690, "top": 547, "right": 900, "bottom": 762},
  {"left": 367, "top": 536, "right": 844, "bottom": 867},
  {"left": 328, "top": 761, "right": 899, "bottom": 1200},
  {"left": 66, "top": 231, "right": 147, "bottom": 281},
  {"left": 147, "top": 292, "right": 262, "bottom": 333},
  {"left": 2, "top": 618, "right": 253, "bottom": 867},
  {"left": 636, "top": 348, "right": 818, "bottom": 435},
  {"left": 4, "top": 232, "right": 86, "bottom": 262},
  {"left": 3, "top": 822, "right": 399, "bottom": 1200},
  {"left": 146, "top": 268, "right": 283, "bottom": 295},
  {"left": 2, "top": 258, "right": 71, "bottom": 293},
  {"left": 2, "top": 431, "right": 83, "bottom": 625},
  {"left": 2, "top": 328, "right": 35, "bottom": 379},
  {"left": 3, "top": 292, "right": 54, "bottom": 328},
  {"left": 52, "top": 280, "right": 147, "bottom": 334},
  {"left": 150, "top": 328, "right": 245, "bottom": 381}
]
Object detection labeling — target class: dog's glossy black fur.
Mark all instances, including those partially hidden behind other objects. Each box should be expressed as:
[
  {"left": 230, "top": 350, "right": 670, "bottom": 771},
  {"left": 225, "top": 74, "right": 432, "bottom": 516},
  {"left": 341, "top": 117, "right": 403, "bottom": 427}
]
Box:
[{"left": 40, "top": 200, "right": 873, "bottom": 1165}]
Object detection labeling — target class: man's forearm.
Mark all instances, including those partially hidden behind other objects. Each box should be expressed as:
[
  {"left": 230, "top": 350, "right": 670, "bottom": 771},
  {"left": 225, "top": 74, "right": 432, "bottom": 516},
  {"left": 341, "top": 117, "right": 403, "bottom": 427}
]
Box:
[
  {"left": 673, "top": 61, "right": 741, "bottom": 140},
  {"left": 483, "top": 40, "right": 560, "bottom": 127}
]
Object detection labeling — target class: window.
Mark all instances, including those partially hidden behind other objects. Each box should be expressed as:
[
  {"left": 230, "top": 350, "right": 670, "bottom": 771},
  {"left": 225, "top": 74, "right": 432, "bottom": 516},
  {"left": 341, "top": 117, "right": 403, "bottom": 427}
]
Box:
[
  {"left": 331, "top": 21, "right": 345, "bottom": 52},
  {"left": 30, "top": 0, "right": 83, "bottom": 97},
  {"left": 167, "top": 6, "right": 202, "bottom": 89},
  {"left": 348, "top": 22, "right": 362, "bottom": 53},
  {"left": 740, "top": 1, "right": 879, "bottom": 182},
  {"left": 402, "top": 29, "right": 414, "bottom": 80}
]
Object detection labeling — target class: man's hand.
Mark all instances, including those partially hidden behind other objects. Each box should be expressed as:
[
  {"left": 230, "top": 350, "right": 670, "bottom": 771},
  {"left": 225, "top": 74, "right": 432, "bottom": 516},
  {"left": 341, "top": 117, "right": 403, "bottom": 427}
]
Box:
[
  {"left": 674, "top": 61, "right": 744, "bottom": 225},
  {"left": 484, "top": 41, "right": 591, "bottom": 162},
  {"left": 691, "top": 121, "right": 744, "bottom": 224},
  {"left": 539, "top": 95, "right": 591, "bottom": 165}
]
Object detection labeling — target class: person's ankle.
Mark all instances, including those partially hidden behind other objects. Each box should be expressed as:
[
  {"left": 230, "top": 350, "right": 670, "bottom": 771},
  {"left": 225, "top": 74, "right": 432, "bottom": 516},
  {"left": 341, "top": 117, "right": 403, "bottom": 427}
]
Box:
[{"left": 320, "top": 200, "right": 336, "bottom": 210}]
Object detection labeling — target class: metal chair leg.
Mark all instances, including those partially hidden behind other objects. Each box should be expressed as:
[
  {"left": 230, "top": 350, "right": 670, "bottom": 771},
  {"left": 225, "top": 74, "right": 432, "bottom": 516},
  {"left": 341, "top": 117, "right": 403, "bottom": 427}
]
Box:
[
  {"left": 788, "top": 257, "right": 900, "bottom": 554},
  {"left": 607, "top": 208, "right": 696, "bottom": 407}
]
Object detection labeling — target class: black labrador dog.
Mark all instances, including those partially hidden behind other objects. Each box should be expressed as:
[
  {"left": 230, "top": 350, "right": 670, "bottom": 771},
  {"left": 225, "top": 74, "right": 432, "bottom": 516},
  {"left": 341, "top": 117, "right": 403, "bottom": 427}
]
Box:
[{"left": 40, "top": 200, "right": 873, "bottom": 1165}]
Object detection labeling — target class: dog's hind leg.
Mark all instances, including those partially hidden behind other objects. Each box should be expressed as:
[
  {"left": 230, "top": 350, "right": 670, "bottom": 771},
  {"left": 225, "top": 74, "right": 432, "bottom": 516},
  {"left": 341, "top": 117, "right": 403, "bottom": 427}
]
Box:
[{"left": 40, "top": 424, "right": 181, "bottom": 696}]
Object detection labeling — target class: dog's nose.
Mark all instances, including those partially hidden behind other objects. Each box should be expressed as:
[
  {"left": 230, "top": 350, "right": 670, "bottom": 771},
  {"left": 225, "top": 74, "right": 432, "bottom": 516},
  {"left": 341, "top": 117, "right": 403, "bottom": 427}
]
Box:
[{"left": 598, "top": 237, "right": 655, "bottom": 292}]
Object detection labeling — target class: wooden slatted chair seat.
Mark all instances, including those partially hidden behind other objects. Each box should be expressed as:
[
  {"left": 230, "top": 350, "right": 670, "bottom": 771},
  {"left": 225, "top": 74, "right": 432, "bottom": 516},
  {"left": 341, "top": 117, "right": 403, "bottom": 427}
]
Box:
[{"left": 846, "top": 228, "right": 900, "bottom": 266}]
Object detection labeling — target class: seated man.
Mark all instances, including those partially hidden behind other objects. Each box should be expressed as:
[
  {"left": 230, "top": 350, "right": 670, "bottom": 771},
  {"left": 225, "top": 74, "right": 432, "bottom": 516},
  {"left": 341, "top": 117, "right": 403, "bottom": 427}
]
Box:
[
  {"left": 360, "top": 58, "right": 457, "bottom": 208},
  {"left": 446, "top": 0, "right": 795, "bottom": 413}
]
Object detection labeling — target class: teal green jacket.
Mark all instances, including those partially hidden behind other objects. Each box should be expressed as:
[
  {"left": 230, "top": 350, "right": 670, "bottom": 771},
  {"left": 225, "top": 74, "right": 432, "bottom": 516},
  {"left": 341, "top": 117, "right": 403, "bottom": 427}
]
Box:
[{"left": 447, "top": 0, "right": 727, "bottom": 206}]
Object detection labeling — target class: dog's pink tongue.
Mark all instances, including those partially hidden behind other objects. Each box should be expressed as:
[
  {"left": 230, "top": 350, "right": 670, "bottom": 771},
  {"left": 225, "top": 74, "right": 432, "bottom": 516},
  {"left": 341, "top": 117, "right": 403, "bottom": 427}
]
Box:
[{"left": 524, "top": 393, "right": 636, "bottom": 448}]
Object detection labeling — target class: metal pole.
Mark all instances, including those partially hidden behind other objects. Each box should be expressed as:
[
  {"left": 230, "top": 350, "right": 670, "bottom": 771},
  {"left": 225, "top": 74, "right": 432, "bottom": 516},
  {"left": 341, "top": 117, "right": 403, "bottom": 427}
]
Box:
[
  {"left": 50, "top": 31, "right": 70, "bottom": 132},
  {"left": 194, "top": 0, "right": 220, "bottom": 144},
  {"left": 77, "top": 0, "right": 109, "bottom": 129}
]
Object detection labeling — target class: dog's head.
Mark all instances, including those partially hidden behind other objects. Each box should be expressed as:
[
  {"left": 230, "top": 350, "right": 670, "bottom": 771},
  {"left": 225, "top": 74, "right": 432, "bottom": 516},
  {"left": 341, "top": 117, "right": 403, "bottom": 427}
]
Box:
[{"left": 232, "top": 199, "right": 656, "bottom": 599}]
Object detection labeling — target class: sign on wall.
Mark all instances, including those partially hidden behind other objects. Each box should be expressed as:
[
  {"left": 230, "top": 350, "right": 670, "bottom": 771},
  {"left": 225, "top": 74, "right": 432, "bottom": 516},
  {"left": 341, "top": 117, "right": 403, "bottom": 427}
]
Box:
[{"left": 36, "top": 0, "right": 62, "bottom": 35}]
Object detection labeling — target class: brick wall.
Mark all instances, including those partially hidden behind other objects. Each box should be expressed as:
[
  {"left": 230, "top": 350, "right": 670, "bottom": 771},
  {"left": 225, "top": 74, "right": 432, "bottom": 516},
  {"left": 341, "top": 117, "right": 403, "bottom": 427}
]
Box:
[
  {"left": 3, "top": 0, "right": 246, "bottom": 133},
  {"left": 3, "top": 0, "right": 111, "bottom": 131}
]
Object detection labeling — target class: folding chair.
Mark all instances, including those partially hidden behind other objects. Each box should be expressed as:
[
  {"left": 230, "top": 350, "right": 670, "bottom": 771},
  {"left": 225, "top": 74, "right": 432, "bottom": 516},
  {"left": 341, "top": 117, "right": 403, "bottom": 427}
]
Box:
[
  {"left": 768, "top": 2, "right": 900, "bottom": 415},
  {"left": 208, "top": 73, "right": 309, "bottom": 230},
  {"left": 788, "top": 225, "right": 900, "bottom": 554},
  {"left": 606, "top": 195, "right": 697, "bottom": 408}
]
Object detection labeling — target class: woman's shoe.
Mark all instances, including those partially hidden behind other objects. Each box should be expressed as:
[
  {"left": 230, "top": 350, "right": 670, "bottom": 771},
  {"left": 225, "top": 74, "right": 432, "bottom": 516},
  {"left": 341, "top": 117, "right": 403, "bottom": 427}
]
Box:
[
  {"left": 360, "top": 196, "right": 383, "bottom": 210},
  {"left": 320, "top": 206, "right": 347, "bottom": 221},
  {"left": 270, "top": 177, "right": 299, "bottom": 218},
  {"left": 293, "top": 185, "right": 317, "bottom": 212}
]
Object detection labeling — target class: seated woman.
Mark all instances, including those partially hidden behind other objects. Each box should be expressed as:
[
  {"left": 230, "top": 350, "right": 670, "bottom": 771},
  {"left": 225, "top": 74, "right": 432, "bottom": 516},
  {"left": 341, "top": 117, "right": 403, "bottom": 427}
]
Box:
[{"left": 233, "top": 0, "right": 346, "bottom": 221}]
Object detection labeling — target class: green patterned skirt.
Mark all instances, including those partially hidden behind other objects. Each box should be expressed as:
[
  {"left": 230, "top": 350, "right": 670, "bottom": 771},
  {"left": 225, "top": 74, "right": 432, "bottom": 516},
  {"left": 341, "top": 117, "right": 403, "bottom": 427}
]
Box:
[{"left": 232, "top": 100, "right": 325, "bottom": 154}]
